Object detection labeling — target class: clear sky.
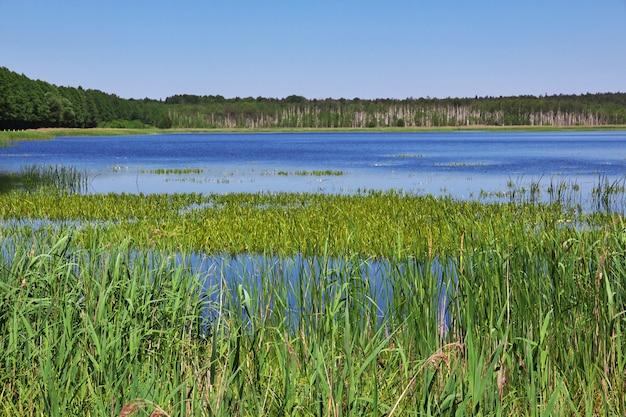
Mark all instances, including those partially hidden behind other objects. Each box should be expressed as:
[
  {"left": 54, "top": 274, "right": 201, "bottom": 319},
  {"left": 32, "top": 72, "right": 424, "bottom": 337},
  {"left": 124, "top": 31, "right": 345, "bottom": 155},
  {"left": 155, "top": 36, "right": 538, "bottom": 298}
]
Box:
[{"left": 1, "top": 0, "right": 625, "bottom": 100}]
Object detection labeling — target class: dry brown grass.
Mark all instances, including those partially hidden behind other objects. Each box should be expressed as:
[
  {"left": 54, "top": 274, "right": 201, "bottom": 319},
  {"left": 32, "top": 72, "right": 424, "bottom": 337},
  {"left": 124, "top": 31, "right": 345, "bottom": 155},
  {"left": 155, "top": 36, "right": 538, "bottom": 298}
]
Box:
[{"left": 119, "top": 399, "right": 170, "bottom": 417}]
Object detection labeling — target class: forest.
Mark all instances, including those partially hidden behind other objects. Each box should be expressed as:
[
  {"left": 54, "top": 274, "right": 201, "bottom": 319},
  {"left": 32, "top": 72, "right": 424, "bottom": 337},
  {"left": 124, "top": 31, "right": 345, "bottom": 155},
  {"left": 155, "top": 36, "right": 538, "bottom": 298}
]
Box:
[{"left": 2, "top": 66, "right": 626, "bottom": 130}]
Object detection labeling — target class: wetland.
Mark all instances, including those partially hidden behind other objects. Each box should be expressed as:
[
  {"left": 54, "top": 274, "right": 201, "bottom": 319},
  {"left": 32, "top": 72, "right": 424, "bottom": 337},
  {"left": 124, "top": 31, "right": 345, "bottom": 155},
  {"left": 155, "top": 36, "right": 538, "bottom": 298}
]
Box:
[{"left": 1, "top": 129, "right": 626, "bottom": 416}]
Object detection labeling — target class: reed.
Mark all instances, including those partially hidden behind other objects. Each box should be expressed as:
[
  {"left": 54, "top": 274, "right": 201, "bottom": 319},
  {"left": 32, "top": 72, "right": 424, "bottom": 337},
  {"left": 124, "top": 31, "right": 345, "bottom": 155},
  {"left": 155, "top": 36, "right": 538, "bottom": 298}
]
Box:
[
  {"left": 1, "top": 187, "right": 625, "bottom": 415},
  {"left": 591, "top": 175, "right": 626, "bottom": 213},
  {"left": 17, "top": 164, "right": 89, "bottom": 194}
]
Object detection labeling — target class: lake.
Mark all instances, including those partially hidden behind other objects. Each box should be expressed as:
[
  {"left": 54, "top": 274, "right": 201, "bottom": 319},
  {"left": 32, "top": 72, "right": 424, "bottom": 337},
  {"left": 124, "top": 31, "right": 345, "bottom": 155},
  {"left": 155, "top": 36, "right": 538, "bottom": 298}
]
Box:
[
  {"left": 2, "top": 130, "right": 625, "bottom": 348},
  {"left": 2, "top": 130, "right": 625, "bottom": 202}
]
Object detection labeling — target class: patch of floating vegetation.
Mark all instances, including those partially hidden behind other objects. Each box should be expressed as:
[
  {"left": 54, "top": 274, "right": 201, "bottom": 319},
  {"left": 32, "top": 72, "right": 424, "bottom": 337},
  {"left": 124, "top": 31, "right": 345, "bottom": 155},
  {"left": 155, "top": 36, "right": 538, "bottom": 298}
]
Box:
[
  {"left": 391, "top": 153, "right": 425, "bottom": 158},
  {"left": 276, "top": 169, "right": 344, "bottom": 176},
  {"left": 141, "top": 168, "right": 204, "bottom": 174},
  {"left": 444, "top": 161, "right": 486, "bottom": 167},
  {"left": 296, "top": 169, "right": 344, "bottom": 176}
]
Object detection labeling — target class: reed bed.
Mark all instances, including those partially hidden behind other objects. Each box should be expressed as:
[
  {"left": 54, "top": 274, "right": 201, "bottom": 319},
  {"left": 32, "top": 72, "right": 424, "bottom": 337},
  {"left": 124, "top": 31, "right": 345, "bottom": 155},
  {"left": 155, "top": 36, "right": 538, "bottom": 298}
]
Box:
[
  {"left": 0, "top": 165, "right": 88, "bottom": 194},
  {"left": 1, "top": 189, "right": 625, "bottom": 416},
  {"left": 18, "top": 164, "right": 89, "bottom": 194}
]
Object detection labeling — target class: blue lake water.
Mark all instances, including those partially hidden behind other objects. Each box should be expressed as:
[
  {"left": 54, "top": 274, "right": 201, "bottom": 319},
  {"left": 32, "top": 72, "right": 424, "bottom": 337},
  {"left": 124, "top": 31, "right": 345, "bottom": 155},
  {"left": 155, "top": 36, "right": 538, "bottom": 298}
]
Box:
[{"left": 1, "top": 130, "right": 625, "bottom": 200}]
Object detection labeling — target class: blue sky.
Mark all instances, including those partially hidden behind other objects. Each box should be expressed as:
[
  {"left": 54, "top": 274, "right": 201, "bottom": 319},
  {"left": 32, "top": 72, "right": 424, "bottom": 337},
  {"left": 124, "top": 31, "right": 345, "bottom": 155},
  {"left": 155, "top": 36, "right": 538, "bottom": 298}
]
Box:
[{"left": 1, "top": 0, "right": 625, "bottom": 100}]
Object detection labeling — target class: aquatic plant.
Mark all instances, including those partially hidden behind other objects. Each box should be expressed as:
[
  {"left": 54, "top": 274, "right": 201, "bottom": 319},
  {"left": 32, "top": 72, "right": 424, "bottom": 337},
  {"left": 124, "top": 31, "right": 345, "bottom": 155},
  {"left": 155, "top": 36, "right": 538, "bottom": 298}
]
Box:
[
  {"left": 591, "top": 175, "right": 626, "bottom": 213},
  {"left": 275, "top": 169, "right": 344, "bottom": 176},
  {"left": 1, "top": 186, "right": 626, "bottom": 415},
  {"left": 446, "top": 161, "right": 485, "bottom": 167},
  {"left": 392, "top": 153, "right": 425, "bottom": 158},
  {"left": 9, "top": 164, "right": 89, "bottom": 194},
  {"left": 0, "top": 190, "right": 572, "bottom": 258},
  {"left": 142, "top": 168, "right": 204, "bottom": 175},
  {"left": 293, "top": 169, "right": 344, "bottom": 176}
]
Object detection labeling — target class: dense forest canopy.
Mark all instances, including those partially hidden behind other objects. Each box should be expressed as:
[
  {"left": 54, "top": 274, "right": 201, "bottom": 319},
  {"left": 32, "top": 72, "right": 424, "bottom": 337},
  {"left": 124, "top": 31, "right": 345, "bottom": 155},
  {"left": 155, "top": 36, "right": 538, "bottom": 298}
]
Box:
[{"left": 1, "top": 66, "right": 626, "bottom": 130}]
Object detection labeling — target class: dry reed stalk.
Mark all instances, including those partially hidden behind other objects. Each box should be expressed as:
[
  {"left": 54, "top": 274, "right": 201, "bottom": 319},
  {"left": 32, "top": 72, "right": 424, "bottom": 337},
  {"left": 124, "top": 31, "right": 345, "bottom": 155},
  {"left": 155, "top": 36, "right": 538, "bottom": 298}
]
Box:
[
  {"left": 498, "top": 252, "right": 511, "bottom": 400},
  {"left": 423, "top": 342, "right": 464, "bottom": 370},
  {"left": 428, "top": 234, "right": 433, "bottom": 259},
  {"left": 459, "top": 232, "right": 464, "bottom": 273},
  {"left": 388, "top": 342, "right": 464, "bottom": 417},
  {"left": 438, "top": 294, "right": 448, "bottom": 342},
  {"left": 497, "top": 362, "right": 508, "bottom": 400},
  {"left": 119, "top": 399, "right": 170, "bottom": 417}
]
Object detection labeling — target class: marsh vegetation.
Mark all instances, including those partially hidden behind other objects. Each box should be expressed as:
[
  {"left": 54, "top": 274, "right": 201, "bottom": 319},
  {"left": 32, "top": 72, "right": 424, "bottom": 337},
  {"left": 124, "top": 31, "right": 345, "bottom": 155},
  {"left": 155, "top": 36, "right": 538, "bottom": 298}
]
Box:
[
  {"left": 142, "top": 168, "right": 205, "bottom": 175},
  {"left": 1, "top": 176, "right": 626, "bottom": 416},
  {"left": 1, "top": 129, "right": 625, "bottom": 415},
  {"left": 0, "top": 165, "right": 88, "bottom": 194}
]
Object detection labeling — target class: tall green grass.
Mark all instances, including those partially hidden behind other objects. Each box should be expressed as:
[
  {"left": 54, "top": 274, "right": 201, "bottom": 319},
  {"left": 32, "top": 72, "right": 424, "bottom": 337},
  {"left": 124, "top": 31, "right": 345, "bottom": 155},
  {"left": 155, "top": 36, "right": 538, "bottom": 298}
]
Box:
[
  {"left": 0, "top": 229, "right": 207, "bottom": 416},
  {"left": 0, "top": 165, "right": 88, "bottom": 194},
  {"left": 20, "top": 165, "right": 89, "bottom": 194},
  {"left": 1, "top": 190, "right": 625, "bottom": 415}
]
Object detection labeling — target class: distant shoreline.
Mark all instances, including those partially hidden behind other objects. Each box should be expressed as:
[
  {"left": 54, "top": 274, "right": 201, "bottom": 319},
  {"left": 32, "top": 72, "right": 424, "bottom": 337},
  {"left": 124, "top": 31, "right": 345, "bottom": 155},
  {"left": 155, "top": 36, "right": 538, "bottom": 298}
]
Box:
[{"left": 3, "top": 125, "right": 626, "bottom": 141}]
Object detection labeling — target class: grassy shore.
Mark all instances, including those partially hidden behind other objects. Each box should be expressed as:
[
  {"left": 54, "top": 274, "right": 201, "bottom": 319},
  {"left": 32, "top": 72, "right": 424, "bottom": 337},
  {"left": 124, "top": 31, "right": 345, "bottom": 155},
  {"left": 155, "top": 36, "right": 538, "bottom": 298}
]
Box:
[
  {"left": 1, "top": 187, "right": 625, "bottom": 416},
  {"left": 2, "top": 124, "right": 626, "bottom": 142}
]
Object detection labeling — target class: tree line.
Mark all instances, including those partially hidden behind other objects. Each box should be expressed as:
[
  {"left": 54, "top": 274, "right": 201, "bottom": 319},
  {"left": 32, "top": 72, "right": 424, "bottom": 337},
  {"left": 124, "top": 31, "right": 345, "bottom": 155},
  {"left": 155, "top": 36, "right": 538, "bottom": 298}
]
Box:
[
  {"left": 0, "top": 67, "right": 168, "bottom": 129},
  {"left": 2, "top": 66, "right": 625, "bottom": 130}
]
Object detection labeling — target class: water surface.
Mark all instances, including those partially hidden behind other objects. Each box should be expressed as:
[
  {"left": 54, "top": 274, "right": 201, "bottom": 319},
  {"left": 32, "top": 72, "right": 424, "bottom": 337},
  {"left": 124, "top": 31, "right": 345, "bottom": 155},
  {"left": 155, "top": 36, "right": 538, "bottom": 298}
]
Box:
[{"left": 2, "top": 130, "right": 625, "bottom": 199}]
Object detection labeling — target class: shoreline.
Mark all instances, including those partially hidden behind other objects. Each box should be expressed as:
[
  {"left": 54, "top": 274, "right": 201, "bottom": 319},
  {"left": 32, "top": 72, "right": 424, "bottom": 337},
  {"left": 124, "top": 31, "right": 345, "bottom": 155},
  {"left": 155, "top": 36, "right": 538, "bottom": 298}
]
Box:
[{"left": 2, "top": 124, "right": 626, "bottom": 141}]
